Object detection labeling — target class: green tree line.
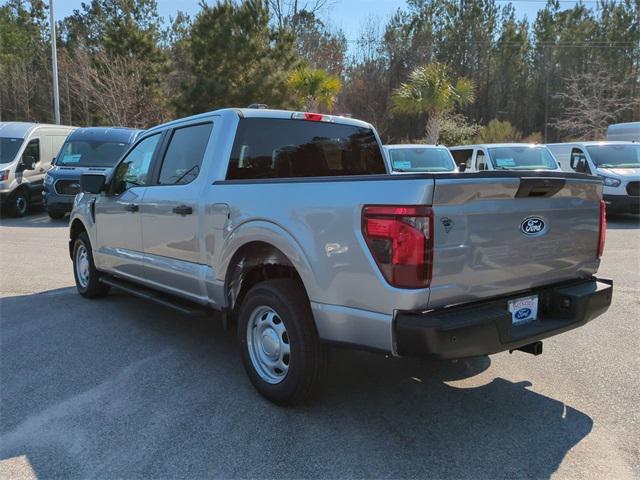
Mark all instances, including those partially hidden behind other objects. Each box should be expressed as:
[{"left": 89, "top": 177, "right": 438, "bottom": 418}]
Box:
[{"left": 1, "top": 0, "right": 638, "bottom": 142}]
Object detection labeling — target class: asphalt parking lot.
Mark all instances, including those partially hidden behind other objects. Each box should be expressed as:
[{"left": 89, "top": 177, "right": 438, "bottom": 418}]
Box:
[{"left": 0, "top": 210, "right": 638, "bottom": 479}]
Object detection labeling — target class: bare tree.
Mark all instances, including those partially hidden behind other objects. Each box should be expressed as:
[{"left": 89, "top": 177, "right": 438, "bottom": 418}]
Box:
[
  {"left": 65, "top": 48, "right": 166, "bottom": 128},
  {"left": 553, "top": 69, "right": 637, "bottom": 140},
  {"left": 267, "top": 0, "right": 330, "bottom": 29}
]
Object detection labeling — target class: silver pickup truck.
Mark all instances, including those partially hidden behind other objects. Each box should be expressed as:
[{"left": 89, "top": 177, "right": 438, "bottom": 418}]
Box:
[{"left": 70, "top": 108, "right": 613, "bottom": 405}]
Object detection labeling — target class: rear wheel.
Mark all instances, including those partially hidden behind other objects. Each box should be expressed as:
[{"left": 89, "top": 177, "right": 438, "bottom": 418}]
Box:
[
  {"left": 7, "top": 188, "right": 29, "bottom": 217},
  {"left": 237, "top": 278, "right": 326, "bottom": 405},
  {"left": 73, "top": 232, "right": 110, "bottom": 298}
]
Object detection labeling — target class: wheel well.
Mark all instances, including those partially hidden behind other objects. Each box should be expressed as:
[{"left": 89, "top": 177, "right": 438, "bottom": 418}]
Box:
[
  {"left": 225, "top": 241, "right": 305, "bottom": 314},
  {"left": 13, "top": 185, "right": 30, "bottom": 197},
  {"left": 69, "top": 219, "right": 87, "bottom": 258}
]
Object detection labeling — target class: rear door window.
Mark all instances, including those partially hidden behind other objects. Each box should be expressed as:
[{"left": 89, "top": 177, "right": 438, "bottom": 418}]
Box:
[
  {"left": 158, "top": 123, "right": 213, "bottom": 185},
  {"left": 227, "top": 118, "right": 386, "bottom": 179}
]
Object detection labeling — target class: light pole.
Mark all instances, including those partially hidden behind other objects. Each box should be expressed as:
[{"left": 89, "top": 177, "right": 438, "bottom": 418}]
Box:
[{"left": 49, "top": 0, "right": 60, "bottom": 124}]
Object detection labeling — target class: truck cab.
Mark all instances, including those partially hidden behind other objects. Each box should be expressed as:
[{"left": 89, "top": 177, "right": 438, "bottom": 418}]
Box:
[
  {"left": 0, "top": 122, "right": 76, "bottom": 216},
  {"left": 449, "top": 143, "right": 561, "bottom": 173},
  {"left": 43, "top": 127, "right": 143, "bottom": 219},
  {"left": 547, "top": 141, "right": 640, "bottom": 214}
]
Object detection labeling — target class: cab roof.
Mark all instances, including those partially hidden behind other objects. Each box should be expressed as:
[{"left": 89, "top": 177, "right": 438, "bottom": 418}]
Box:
[
  {"left": 144, "top": 108, "right": 373, "bottom": 135},
  {"left": 0, "top": 122, "right": 75, "bottom": 139},
  {"left": 450, "top": 143, "right": 546, "bottom": 149},
  {"left": 546, "top": 141, "right": 636, "bottom": 147},
  {"left": 385, "top": 144, "right": 447, "bottom": 149},
  {"left": 66, "top": 126, "right": 143, "bottom": 144}
]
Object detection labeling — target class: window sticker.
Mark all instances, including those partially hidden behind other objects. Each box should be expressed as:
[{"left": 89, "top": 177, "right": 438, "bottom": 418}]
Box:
[
  {"left": 62, "top": 153, "right": 82, "bottom": 163},
  {"left": 495, "top": 157, "right": 516, "bottom": 167},
  {"left": 393, "top": 160, "right": 412, "bottom": 169}
]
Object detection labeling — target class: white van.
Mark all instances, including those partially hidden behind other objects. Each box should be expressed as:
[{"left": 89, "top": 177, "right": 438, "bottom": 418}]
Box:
[
  {"left": 0, "top": 122, "right": 76, "bottom": 216},
  {"left": 607, "top": 122, "right": 640, "bottom": 142},
  {"left": 449, "top": 143, "right": 562, "bottom": 172},
  {"left": 547, "top": 141, "right": 640, "bottom": 214}
]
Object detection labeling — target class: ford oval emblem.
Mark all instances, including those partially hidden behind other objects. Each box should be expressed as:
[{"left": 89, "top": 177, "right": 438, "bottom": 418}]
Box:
[
  {"left": 520, "top": 217, "right": 546, "bottom": 236},
  {"left": 515, "top": 308, "right": 532, "bottom": 320}
]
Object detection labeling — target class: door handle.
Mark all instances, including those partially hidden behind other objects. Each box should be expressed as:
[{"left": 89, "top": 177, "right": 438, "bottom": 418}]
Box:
[
  {"left": 172, "top": 205, "right": 193, "bottom": 215},
  {"left": 124, "top": 203, "right": 139, "bottom": 212}
]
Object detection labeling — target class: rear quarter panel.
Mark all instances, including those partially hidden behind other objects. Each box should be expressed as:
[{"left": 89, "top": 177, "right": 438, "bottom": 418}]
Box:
[{"left": 206, "top": 177, "right": 437, "bottom": 315}]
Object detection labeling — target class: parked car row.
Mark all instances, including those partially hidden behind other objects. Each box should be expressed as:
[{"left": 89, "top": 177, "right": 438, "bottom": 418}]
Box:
[
  {"left": 0, "top": 122, "right": 141, "bottom": 218},
  {"left": 384, "top": 136, "right": 639, "bottom": 215},
  {"left": 1, "top": 119, "right": 637, "bottom": 217}
]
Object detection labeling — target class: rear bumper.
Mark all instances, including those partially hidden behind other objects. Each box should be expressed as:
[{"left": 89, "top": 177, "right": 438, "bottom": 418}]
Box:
[
  {"left": 394, "top": 277, "right": 613, "bottom": 359},
  {"left": 603, "top": 194, "right": 640, "bottom": 214}
]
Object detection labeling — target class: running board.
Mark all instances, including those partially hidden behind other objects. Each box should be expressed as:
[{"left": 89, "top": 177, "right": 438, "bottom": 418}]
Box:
[{"left": 99, "top": 275, "right": 209, "bottom": 316}]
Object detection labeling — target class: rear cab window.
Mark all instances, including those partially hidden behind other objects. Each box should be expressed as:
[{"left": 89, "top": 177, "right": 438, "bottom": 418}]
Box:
[{"left": 226, "top": 118, "right": 386, "bottom": 179}]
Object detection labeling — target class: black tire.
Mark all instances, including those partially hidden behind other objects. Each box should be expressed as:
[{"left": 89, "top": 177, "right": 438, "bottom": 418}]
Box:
[
  {"left": 47, "top": 209, "right": 66, "bottom": 220},
  {"left": 7, "top": 188, "right": 30, "bottom": 217},
  {"left": 237, "top": 278, "right": 327, "bottom": 405},
  {"left": 72, "top": 232, "right": 110, "bottom": 298}
]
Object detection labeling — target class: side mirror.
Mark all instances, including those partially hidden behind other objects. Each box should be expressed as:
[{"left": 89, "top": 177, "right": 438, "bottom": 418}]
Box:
[
  {"left": 51, "top": 157, "right": 56, "bottom": 165},
  {"left": 458, "top": 162, "right": 467, "bottom": 172},
  {"left": 21, "top": 155, "right": 36, "bottom": 170},
  {"left": 80, "top": 174, "right": 106, "bottom": 194}
]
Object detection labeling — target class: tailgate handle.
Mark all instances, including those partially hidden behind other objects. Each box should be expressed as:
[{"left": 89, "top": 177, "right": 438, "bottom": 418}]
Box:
[{"left": 515, "top": 178, "right": 565, "bottom": 198}]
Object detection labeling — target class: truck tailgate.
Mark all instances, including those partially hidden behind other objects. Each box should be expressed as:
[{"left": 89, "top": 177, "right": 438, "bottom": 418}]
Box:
[{"left": 428, "top": 173, "right": 603, "bottom": 308}]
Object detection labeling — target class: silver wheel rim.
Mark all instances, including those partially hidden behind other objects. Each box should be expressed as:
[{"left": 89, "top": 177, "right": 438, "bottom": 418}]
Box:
[
  {"left": 15, "top": 195, "right": 26, "bottom": 214},
  {"left": 75, "top": 244, "right": 90, "bottom": 289},
  {"left": 246, "top": 305, "right": 290, "bottom": 384}
]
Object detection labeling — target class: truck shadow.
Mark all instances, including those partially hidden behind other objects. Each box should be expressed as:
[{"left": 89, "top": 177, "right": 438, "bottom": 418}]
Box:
[
  {"left": 0, "top": 210, "right": 68, "bottom": 228},
  {"left": 606, "top": 213, "right": 640, "bottom": 229},
  {"left": 0, "top": 288, "right": 592, "bottom": 479}
]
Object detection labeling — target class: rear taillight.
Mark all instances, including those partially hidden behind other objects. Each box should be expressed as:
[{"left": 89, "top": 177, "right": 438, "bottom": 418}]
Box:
[
  {"left": 362, "top": 205, "right": 433, "bottom": 289},
  {"left": 0, "top": 170, "right": 9, "bottom": 181},
  {"left": 598, "top": 199, "right": 606, "bottom": 258}
]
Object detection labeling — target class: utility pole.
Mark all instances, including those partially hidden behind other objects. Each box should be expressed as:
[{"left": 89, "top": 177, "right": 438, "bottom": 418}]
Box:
[{"left": 49, "top": 0, "right": 61, "bottom": 124}]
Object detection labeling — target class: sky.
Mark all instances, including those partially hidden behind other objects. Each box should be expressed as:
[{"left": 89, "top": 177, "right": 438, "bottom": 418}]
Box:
[{"left": 50, "top": 0, "right": 594, "bottom": 41}]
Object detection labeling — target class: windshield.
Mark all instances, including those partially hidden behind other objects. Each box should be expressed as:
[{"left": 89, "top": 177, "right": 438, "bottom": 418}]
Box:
[
  {"left": 388, "top": 147, "right": 456, "bottom": 172},
  {"left": 56, "top": 140, "right": 129, "bottom": 167},
  {"left": 487, "top": 146, "right": 558, "bottom": 170},
  {"left": 586, "top": 144, "right": 640, "bottom": 169},
  {"left": 0, "top": 137, "right": 24, "bottom": 164}
]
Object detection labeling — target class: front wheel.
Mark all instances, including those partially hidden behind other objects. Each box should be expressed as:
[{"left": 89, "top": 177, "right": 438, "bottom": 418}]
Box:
[
  {"left": 73, "top": 232, "right": 110, "bottom": 298},
  {"left": 7, "top": 189, "right": 29, "bottom": 217},
  {"left": 237, "top": 278, "right": 327, "bottom": 405}
]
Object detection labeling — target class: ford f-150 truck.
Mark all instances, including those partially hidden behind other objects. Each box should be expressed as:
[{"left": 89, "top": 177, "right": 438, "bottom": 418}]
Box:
[{"left": 69, "top": 108, "right": 613, "bottom": 405}]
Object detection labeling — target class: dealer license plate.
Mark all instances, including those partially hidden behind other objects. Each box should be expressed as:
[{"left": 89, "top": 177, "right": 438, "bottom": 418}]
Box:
[{"left": 508, "top": 295, "right": 538, "bottom": 325}]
